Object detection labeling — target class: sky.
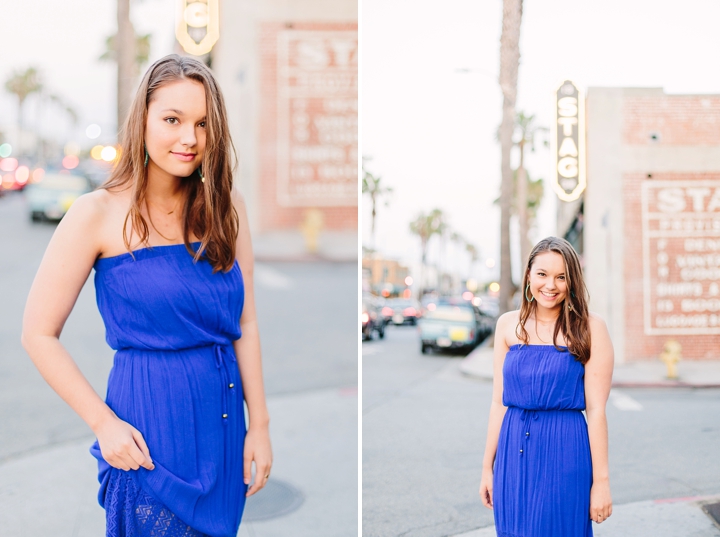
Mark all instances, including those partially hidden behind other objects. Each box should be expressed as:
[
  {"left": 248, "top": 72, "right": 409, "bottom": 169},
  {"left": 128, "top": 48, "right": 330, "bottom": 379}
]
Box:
[
  {"left": 362, "top": 0, "right": 720, "bottom": 285},
  {"left": 0, "top": 0, "right": 177, "bottom": 149}
]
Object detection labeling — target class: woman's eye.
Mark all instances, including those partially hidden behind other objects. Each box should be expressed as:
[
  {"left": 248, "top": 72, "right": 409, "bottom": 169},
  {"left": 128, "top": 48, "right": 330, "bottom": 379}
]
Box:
[
  {"left": 199, "top": 121, "right": 206, "bottom": 128},
  {"left": 165, "top": 117, "right": 178, "bottom": 125}
]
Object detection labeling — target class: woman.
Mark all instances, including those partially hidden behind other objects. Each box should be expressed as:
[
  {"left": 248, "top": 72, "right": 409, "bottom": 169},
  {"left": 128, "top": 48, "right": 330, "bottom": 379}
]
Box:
[
  {"left": 478, "top": 237, "right": 613, "bottom": 536},
  {"left": 21, "top": 55, "right": 272, "bottom": 536}
]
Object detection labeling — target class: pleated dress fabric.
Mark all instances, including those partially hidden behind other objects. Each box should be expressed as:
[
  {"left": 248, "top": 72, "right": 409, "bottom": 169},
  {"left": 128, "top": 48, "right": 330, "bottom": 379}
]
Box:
[
  {"left": 493, "top": 344, "right": 593, "bottom": 537},
  {"left": 89, "top": 242, "right": 247, "bottom": 537}
]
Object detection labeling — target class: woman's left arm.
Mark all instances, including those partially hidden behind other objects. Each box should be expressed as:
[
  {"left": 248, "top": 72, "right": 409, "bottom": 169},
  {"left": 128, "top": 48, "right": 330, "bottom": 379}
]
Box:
[
  {"left": 585, "top": 313, "right": 614, "bottom": 524},
  {"left": 231, "top": 190, "right": 273, "bottom": 497}
]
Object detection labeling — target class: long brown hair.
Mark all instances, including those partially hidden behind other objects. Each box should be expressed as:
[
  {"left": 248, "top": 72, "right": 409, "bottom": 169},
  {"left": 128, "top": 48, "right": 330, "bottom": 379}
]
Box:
[
  {"left": 516, "top": 237, "right": 591, "bottom": 364},
  {"left": 100, "top": 54, "right": 238, "bottom": 273}
]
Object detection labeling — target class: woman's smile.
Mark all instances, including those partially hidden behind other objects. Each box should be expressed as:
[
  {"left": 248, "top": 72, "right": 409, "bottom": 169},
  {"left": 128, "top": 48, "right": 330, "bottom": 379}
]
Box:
[{"left": 170, "top": 151, "right": 197, "bottom": 162}]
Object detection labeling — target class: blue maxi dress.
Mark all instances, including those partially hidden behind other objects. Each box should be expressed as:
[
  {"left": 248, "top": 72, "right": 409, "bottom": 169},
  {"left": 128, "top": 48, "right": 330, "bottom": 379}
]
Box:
[
  {"left": 89, "top": 242, "right": 247, "bottom": 537},
  {"left": 493, "top": 344, "right": 593, "bottom": 537}
]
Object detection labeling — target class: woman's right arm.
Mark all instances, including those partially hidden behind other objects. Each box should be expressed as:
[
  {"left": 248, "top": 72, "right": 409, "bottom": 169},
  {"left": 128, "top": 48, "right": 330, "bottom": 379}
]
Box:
[
  {"left": 478, "top": 311, "right": 511, "bottom": 509},
  {"left": 21, "top": 192, "right": 154, "bottom": 472}
]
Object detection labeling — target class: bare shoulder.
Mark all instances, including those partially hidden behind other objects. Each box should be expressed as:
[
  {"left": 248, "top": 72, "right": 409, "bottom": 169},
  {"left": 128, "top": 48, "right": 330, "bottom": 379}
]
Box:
[
  {"left": 56, "top": 189, "right": 108, "bottom": 251},
  {"left": 495, "top": 310, "right": 520, "bottom": 347},
  {"left": 588, "top": 312, "right": 610, "bottom": 338}
]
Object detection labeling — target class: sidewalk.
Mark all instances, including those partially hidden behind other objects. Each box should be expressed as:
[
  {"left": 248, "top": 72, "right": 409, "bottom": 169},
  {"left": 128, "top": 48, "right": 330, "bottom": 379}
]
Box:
[
  {"left": 0, "top": 386, "right": 357, "bottom": 537},
  {"left": 450, "top": 495, "right": 720, "bottom": 536},
  {"left": 252, "top": 229, "right": 357, "bottom": 263},
  {"left": 460, "top": 340, "right": 720, "bottom": 388}
]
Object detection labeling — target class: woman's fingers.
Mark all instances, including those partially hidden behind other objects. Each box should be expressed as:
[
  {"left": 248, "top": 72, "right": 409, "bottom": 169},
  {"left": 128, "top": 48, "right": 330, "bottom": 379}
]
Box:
[
  {"left": 131, "top": 429, "right": 155, "bottom": 470},
  {"left": 243, "top": 452, "right": 252, "bottom": 486},
  {"left": 246, "top": 460, "right": 272, "bottom": 497},
  {"left": 478, "top": 484, "right": 493, "bottom": 509}
]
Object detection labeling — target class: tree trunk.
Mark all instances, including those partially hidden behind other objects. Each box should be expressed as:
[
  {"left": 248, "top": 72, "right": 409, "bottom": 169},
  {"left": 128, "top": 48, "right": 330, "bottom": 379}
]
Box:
[
  {"left": 517, "top": 140, "right": 530, "bottom": 270},
  {"left": 371, "top": 196, "right": 377, "bottom": 250},
  {"left": 498, "top": 0, "right": 523, "bottom": 314},
  {"left": 117, "top": 0, "right": 136, "bottom": 136}
]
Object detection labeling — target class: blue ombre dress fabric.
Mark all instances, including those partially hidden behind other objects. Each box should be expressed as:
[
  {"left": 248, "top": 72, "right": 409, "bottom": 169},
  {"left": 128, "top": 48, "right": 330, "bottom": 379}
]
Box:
[
  {"left": 493, "top": 344, "right": 592, "bottom": 537},
  {"left": 88, "top": 242, "right": 247, "bottom": 537}
]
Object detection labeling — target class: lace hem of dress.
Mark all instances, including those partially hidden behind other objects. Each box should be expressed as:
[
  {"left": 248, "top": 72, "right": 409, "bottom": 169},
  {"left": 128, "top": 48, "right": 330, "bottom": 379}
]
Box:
[{"left": 105, "top": 468, "right": 210, "bottom": 537}]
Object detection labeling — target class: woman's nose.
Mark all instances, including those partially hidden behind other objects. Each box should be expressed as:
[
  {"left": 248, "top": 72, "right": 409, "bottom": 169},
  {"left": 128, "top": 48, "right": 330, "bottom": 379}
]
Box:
[{"left": 180, "top": 125, "right": 198, "bottom": 147}]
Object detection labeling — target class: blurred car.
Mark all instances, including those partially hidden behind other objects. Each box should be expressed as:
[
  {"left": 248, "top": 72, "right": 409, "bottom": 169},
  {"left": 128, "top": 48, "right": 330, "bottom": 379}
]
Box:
[
  {"left": 361, "top": 300, "right": 385, "bottom": 341},
  {"left": 386, "top": 298, "right": 421, "bottom": 325},
  {"left": 363, "top": 292, "right": 391, "bottom": 326},
  {"left": 25, "top": 173, "right": 91, "bottom": 222},
  {"left": 418, "top": 304, "right": 481, "bottom": 353}
]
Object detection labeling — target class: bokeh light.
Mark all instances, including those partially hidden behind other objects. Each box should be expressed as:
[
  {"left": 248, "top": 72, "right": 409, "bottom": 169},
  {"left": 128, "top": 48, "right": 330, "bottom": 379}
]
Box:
[
  {"left": 62, "top": 155, "right": 80, "bottom": 169},
  {"left": 15, "top": 166, "right": 29, "bottom": 184},
  {"left": 91, "top": 145, "right": 104, "bottom": 160},
  {"left": 462, "top": 291, "right": 474, "bottom": 301},
  {"left": 2, "top": 174, "right": 15, "bottom": 189},
  {"left": 86, "top": 124, "right": 101, "bottom": 139},
  {"left": 0, "top": 158, "right": 18, "bottom": 172},
  {"left": 32, "top": 168, "right": 45, "bottom": 183},
  {"left": 489, "top": 282, "right": 500, "bottom": 293},
  {"left": 0, "top": 143, "right": 11, "bottom": 158},
  {"left": 485, "top": 258, "right": 496, "bottom": 268},
  {"left": 101, "top": 146, "right": 118, "bottom": 162}
]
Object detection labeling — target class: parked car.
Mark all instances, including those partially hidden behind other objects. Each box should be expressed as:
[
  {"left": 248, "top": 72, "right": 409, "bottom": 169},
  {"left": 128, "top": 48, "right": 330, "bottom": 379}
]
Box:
[
  {"left": 25, "top": 172, "right": 91, "bottom": 222},
  {"left": 418, "top": 304, "right": 482, "bottom": 353},
  {"left": 361, "top": 300, "right": 385, "bottom": 340},
  {"left": 363, "top": 292, "right": 391, "bottom": 326},
  {"left": 386, "top": 298, "right": 421, "bottom": 325},
  {"left": 435, "top": 296, "right": 495, "bottom": 342}
]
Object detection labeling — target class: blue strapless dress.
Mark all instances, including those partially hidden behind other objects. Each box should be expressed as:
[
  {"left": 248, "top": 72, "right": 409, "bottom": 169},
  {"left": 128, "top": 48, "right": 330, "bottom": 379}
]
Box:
[
  {"left": 89, "top": 242, "right": 247, "bottom": 537},
  {"left": 493, "top": 344, "right": 593, "bottom": 537}
]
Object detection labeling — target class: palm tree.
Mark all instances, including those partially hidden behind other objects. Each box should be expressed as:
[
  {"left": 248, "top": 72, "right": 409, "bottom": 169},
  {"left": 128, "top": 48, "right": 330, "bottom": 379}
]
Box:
[
  {"left": 409, "top": 209, "right": 446, "bottom": 297},
  {"left": 465, "top": 241, "right": 479, "bottom": 281},
  {"left": 100, "top": 0, "right": 145, "bottom": 135},
  {"left": 515, "top": 111, "right": 548, "bottom": 267},
  {"left": 4, "top": 67, "right": 43, "bottom": 156},
  {"left": 498, "top": 0, "right": 523, "bottom": 314},
  {"left": 362, "top": 157, "right": 393, "bottom": 250}
]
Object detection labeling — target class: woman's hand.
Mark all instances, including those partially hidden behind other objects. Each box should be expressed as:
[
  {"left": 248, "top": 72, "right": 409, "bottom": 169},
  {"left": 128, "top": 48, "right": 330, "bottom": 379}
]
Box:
[
  {"left": 244, "top": 425, "right": 273, "bottom": 497},
  {"left": 589, "top": 480, "right": 612, "bottom": 523},
  {"left": 478, "top": 469, "right": 494, "bottom": 509},
  {"left": 94, "top": 414, "right": 155, "bottom": 472}
]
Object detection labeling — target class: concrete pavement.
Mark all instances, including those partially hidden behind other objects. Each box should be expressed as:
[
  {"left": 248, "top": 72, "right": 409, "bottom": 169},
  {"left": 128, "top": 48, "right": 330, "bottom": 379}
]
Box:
[
  {"left": 450, "top": 495, "right": 720, "bottom": 537},
  {"left": 460, "top": 340, "right": 720, "bottom": 388},
  {"left": 0, "top": 385, "right": 358, "bottom": 537}
]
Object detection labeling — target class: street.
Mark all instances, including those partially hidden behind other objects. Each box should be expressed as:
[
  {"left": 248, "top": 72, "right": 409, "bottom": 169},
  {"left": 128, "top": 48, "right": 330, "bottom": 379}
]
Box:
[
  {"left": 362, "top": 324, "right": 720, "bottom": 536},
  {"left": 0, "top": 191, "right": 358, "bottom": 536}
]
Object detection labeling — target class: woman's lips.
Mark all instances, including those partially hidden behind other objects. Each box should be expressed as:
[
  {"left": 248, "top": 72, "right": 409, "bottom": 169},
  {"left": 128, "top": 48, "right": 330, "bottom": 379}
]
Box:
[
  {"left": 540, "top": 290, "right": 558, "bottom": 300},
  {"left": 171, "top": 152, "right": 196, "bottom": 162}
]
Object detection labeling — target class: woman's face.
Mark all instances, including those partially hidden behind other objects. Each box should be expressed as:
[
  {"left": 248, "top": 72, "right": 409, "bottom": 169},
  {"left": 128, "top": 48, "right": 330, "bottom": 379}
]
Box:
[
  {"left": 145, "top": 79, "right": 207, "bottom": 179},
  {"left": 527, "top": 251, "right": 568, "bottom": 310}
]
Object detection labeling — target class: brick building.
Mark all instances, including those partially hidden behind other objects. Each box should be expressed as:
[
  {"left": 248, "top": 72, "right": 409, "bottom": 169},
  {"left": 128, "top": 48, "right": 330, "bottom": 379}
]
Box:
[
  {"left": 211, "top": 1, "right": 357, "bottom": 253},
  {"left": 559, "top": 88, "right": 720, "bottom": 363}
]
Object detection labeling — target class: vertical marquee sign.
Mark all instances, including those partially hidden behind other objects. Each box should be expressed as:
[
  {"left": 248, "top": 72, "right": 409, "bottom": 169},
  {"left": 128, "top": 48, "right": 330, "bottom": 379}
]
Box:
[
  {"left": 175, "top": 0, "right": 219, "bottom": 56},
  {"left": 552, "top": 80, "right": 586, "bottom": 202}
]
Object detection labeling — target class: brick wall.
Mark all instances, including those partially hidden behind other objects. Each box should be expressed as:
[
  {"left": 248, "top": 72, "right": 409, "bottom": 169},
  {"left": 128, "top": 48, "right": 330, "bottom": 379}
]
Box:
[
  {"left": 623, "top": 96, "right": 720, "bottom": 146},
  {"left": 258, "top": 22, "right": 358, "bottom": 232}
]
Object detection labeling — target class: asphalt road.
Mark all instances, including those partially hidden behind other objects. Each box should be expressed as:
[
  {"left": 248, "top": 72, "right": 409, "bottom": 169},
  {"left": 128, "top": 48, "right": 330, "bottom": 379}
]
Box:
[
  {"left": 362, "top": 324, "right": 720, "bottom": 537},
  {"left": 0, "top": 191, "right": 357, "bottom": 462}
]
